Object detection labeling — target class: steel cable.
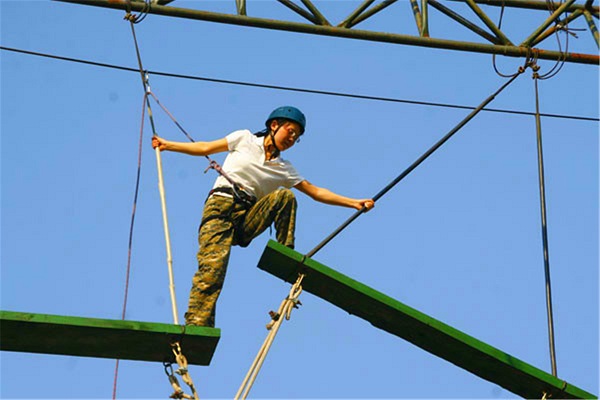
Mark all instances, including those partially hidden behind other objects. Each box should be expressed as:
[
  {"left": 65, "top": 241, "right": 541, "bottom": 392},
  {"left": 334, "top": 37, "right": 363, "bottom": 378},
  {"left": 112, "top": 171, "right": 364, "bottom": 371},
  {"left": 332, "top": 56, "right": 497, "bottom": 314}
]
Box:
[{"left": 1, "top": 46, "right": 597, "bottom": 123}]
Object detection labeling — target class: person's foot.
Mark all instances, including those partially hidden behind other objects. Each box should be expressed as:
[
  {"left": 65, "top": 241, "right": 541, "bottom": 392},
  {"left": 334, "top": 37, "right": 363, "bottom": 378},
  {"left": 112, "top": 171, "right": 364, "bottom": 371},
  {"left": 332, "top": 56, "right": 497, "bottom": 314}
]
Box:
[{"left": 184, "top": 312, "right": 214, "bottom": 327}]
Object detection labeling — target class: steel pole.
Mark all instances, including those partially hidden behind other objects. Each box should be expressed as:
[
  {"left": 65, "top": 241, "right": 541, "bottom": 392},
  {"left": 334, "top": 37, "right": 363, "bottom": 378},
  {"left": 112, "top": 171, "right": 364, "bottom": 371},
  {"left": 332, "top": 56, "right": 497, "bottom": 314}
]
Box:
[{"left": 54, "top": 0, "right": 599, "bottom": 65}]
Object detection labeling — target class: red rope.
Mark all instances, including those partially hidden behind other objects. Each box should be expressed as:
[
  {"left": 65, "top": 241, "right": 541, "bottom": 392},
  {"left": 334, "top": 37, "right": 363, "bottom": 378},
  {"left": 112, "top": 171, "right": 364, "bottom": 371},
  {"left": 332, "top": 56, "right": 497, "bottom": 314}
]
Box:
[{"left": 112, "top": 92, "right": 148, "bottom": 400}]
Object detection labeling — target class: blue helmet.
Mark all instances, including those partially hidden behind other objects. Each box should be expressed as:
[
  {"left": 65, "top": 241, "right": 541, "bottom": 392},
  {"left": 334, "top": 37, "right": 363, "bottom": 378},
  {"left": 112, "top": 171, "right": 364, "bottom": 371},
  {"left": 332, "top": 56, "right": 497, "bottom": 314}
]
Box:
[{"left": 265, "top": 106, "right": 306, "bottom": 133}]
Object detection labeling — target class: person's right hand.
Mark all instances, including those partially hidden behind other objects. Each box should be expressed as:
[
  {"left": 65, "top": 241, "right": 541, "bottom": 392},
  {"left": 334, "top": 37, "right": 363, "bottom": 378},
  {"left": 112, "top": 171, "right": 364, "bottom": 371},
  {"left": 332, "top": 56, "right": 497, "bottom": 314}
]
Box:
[{"left": 152, "top": 136, "right": 168, "bottom": 151}]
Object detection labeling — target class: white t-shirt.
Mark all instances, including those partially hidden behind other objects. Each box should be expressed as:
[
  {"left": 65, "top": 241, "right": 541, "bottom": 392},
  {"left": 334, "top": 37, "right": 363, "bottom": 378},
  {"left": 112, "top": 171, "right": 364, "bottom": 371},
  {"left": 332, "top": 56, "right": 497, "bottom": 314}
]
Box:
[{"left": 212, "top": 129, "right": 304, "bottom": 200}]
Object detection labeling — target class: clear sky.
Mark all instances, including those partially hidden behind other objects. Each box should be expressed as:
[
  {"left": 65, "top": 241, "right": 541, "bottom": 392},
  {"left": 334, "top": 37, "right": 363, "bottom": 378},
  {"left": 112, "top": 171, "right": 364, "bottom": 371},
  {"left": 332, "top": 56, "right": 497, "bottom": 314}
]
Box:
[{"left": 1, "top": 1, "right": 598, "bottom": 399}]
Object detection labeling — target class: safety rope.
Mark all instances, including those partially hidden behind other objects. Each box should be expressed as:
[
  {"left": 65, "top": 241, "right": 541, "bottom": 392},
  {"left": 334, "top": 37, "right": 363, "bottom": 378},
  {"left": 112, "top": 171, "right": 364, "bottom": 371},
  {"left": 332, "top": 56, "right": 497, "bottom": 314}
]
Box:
[
  {"left": 234, "top": 274, "right": 305, "bottom": 400},
  {"left": 140, "top": 89, "right": 255, "bottom": 204},
  {"left": 532, "top": 64, "right": 558, "bottom": 377},
  {"left": 493, "top": 0, "right": 562, "bottom": 371},
  {"left": 124, "top": 2, "right": 180, "bottom": 326},
  {"left": 111, "top": 67, "right": 148, "bottom": 400}
]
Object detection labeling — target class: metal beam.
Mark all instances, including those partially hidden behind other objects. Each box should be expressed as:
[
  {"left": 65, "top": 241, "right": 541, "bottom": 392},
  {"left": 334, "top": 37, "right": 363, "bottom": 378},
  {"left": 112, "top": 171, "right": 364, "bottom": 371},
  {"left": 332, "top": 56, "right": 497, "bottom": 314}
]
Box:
[
  {"left": 409, "top": 0, "right": 424, "bottom": 36},
  {"left": 521, "top": 0, "right": 577, "bottom": 47},
  {"left": 448, "top": 0, "right": 598, "bottom": 13},
  {"left": 429, "top": 0, "right": 500, "bottom": 44},
  {"left": 530, "top": 9, "right": 585, "bottom": 47},
  {"left": 465, "top": 0, "right": 513, "bottom": 45},
  {"left": 338, "top": 0, "right": 375, "bottom": 29},
  {"left": 54, "top": 0, "right": 599, "bottom": 65},
  {"left": 340, "top": 0, "right": 397, "bottom": 29},
  {"left": 584, "top": 9, "right": 600, "bottom": 47}
]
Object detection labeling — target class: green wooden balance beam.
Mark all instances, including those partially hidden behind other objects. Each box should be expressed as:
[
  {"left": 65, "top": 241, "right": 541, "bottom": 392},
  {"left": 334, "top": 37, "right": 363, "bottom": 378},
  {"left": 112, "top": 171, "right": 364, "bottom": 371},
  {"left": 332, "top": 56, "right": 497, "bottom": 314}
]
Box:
[
  {"left": 257, "top": 240, "right": 596, "bottom": 399},
  {"left": 0, "top": 310, "right": 220, "bottom": 365}
]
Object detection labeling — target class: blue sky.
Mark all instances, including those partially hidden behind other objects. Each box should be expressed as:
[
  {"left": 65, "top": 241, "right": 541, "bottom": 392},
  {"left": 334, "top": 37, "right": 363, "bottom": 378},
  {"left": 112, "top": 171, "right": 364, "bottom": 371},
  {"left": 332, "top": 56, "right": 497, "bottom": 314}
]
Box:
[{"left": 1, "top": 1, "right": 598, "bottom": 398}]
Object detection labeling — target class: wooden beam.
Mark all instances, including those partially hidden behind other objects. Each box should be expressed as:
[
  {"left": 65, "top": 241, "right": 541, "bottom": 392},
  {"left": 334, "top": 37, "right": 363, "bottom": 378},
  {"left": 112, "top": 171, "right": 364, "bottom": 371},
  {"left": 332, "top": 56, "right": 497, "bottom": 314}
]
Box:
[
  {"left": 0, "top": 311, "right": 220, "bottom": 365},
  {"left": 257, "top": 240, "right": 596, "bottom": 399}
]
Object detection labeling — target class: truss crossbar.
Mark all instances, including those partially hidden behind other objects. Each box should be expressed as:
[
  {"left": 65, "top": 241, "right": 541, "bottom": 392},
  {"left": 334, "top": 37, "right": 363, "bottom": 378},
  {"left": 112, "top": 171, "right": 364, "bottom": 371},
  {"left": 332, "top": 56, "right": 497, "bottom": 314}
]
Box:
[
  {"left": 257, "top": 240, "right": 597, "bottom": 399},
  {"left": 54, "top": 0, "right": 599, "bottom": 65}
]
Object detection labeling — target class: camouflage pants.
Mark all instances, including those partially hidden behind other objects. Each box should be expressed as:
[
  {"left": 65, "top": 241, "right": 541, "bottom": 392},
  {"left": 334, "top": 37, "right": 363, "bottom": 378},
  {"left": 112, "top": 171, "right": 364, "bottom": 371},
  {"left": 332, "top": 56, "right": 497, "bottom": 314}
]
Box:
[{"left": 185, "top": 188, "right": 297, "bottom": 327}]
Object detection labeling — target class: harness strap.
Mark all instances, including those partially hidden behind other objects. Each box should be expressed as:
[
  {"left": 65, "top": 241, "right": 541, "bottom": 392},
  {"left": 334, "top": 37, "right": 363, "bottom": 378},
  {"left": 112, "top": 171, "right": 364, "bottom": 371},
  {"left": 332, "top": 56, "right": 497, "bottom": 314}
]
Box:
[
  {"left": 209, "top": 186, "right": 257, "bottom": 208},
  {"left": 198, "top": 187, "right": 258, "bottom": 231}
]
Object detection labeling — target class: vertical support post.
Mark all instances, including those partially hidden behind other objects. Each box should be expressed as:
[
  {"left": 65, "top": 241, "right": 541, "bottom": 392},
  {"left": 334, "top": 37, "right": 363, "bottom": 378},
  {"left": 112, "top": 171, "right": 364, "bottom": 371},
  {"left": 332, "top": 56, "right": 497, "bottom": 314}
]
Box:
[
  {"left": 421, "top": 0, "right": 429, "bottom": 37},
  {"left": 533, "top": 71, "right": 557, "bottom": 377}
]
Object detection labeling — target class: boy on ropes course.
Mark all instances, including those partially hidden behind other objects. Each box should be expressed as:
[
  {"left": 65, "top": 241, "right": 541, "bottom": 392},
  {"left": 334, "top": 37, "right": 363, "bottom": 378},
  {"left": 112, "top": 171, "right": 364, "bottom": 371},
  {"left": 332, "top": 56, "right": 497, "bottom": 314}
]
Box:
[{"left": 152, "top": 106, "right": 375, "bottom": 327}]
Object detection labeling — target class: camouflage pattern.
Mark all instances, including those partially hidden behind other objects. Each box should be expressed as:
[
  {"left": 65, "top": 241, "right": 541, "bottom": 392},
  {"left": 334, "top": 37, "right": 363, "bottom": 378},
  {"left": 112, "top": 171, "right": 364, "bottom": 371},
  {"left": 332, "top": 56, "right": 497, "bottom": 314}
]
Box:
[{"left": 185, "top": 188, "right": 297, "bottom": 327}]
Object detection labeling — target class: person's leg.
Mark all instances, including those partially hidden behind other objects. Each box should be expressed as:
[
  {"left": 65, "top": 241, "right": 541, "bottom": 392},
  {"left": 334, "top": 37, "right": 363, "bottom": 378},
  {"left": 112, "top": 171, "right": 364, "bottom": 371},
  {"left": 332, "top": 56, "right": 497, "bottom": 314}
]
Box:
[
  {"left": 237, "top": 188, "right": 297, "bottom": 248},
  {"left": 185, "top": 196, "right": 235, "bottom": 327}
]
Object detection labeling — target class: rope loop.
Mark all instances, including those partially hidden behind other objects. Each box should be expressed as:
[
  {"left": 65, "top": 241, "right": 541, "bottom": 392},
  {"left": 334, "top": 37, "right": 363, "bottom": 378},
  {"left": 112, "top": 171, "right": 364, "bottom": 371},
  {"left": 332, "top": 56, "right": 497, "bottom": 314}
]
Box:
[
  {"left": 236, "top": 274, "right": 306, "bottom": 399},
  {"left": 124, "top": 0, "right": 151, "bottom": 24}
]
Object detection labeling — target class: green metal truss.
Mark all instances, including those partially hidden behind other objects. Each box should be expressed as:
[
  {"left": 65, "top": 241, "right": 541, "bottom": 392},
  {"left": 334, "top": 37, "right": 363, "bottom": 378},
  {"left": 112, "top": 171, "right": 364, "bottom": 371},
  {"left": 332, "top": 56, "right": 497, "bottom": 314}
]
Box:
[{"left": 55, "top": 0, "right": 599, "bottom": 65}]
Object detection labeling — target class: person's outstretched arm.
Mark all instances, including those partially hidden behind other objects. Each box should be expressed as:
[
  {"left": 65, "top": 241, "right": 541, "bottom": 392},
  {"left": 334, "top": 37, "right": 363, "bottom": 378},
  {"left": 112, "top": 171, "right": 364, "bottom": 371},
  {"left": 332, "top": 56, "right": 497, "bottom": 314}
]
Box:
[
  {"left": 294, "top": 180, "right": 374, "bottom": 211},
  {"left": 152, "top": 136, "right": 228, "bottom": 156}
]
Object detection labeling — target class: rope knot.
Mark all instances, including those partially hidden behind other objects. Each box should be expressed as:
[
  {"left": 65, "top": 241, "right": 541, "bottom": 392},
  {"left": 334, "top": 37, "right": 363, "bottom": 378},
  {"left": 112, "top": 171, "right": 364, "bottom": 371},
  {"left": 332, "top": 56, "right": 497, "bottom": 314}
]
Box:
[{"left": 124, "top": 12, "right": 137, "bottom": 23}]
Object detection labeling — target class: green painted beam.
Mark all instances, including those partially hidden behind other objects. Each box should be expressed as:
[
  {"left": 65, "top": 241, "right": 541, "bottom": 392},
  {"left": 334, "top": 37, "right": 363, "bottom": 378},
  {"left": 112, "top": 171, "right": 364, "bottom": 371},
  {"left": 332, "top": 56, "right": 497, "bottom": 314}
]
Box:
[
  {"left": 257, "top": 240, "right": 596, "bottom": 399},
  {"left": 0, "top": 311, "right": 220, "bottom": 365}
]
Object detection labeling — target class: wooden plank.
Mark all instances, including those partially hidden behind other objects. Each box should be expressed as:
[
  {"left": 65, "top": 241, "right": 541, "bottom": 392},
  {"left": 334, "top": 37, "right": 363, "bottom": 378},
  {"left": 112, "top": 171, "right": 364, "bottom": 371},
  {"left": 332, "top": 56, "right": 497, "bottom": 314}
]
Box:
[
  {"left": 0, "top": 310, "right": 220, "bottom": 365},
  {"left": 257, "top": 240, "right": 596, "bottom": 399}
]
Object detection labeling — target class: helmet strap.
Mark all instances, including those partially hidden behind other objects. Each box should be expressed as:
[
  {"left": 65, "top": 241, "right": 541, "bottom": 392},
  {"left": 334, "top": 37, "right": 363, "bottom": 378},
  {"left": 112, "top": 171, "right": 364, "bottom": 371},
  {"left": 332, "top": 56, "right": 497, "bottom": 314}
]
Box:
[{"left": 267, "top": 125, "right": 282, "bottom": 160}]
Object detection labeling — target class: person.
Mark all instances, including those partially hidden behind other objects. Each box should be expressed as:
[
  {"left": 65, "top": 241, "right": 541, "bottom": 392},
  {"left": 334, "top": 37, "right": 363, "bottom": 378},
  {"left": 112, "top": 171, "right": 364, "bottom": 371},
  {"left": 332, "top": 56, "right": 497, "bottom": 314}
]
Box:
[{"left": 152, "top": 106, "right": 375, "bottom": 327}]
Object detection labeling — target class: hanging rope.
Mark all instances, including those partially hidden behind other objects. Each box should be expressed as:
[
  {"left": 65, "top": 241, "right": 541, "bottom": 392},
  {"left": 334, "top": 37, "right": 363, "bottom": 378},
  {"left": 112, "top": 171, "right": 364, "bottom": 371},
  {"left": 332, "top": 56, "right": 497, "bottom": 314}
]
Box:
[
  {"left": 112, "top": 69, "right": 147, "bottom": 400},
  {"left": 124, "top": 0, "right": 180, "bottom": 326},
  {"left": 532, "top": 64, "right": 558, "bottom": 377},
  {"left": 492, "top": 0, "right": 573, "bottom": 80},
  {"left": 492, "top": 0, "right": 564, "bottom": 371},
  {"left": 234, "top": 274, "right": 305, "bottom": 400},
  {"left": 112, "top": 5, "right": 198, "bottom": 400}
]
